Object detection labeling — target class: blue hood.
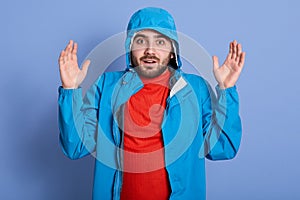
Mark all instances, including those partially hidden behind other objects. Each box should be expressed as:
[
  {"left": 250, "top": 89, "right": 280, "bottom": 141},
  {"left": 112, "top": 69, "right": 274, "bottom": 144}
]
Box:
[{"left": 125, "top": 7, "right": 182, "bottom": 70}]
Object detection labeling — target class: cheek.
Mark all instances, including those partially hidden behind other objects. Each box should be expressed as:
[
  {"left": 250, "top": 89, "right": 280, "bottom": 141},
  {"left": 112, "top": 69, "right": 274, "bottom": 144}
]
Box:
[
  {"left": 159, "top": 52, "right": 172, "bottom": 62},
  {"left": 131, "top": 54, "right": 138, "bottom": 66},
  {"left": 131, "top": 51, "right": 142, "bottom": 66},
  {"left": 131, "top": 50, "right": 144, "bottom": 59}
]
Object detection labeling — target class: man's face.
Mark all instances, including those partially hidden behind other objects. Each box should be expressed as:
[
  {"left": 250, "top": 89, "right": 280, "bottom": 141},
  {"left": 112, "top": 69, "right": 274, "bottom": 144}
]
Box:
[{"left": 131, "top": 29, "right": 174, "bottom": 78}]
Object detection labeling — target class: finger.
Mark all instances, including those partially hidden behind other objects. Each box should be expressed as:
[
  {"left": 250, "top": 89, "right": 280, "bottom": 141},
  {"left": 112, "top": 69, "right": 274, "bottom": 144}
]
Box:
[
  {"left": 59, "top": 51, "right": 65, "bottom": 65},
  {"left": 64, "top": 40, "right": 70, "bottom": 52},
  {"left": 237, "top": 43, "right": 242, "bottom": 56},
  {"left": 67, "top": 41, "right": 73, "bottom": 60},
  {"left": 231, "top": 40, "right": 237, "bottom": 60},
  {"left": 62, "top": 50, "right": 69, "bottom": 63},
  {"left": 64, "top": 51, "right": 72, "bottom": 63},
  {"left": 63, "top": 43, "right": 71, "bottom": 63},
  {"left": 65, "top": 40, "right": 73, "bottom": 54},
  {"left": 238, "top": 52, "right": 246, "bottom": 68},
  {"left": 72, "top": 42, "right": 78, "bottom": 55},
  {"left": 212, "top": 56, "right": 219, "bottom": 71},
  {"left": 228, "top": 41, "right": 233, "bottom": 59},
  {"left": 234, "top": 43, "right": 241, "bottom": 63},
  {"left": 81, "top": 59, "right": 91, "bottom": 75},
  {"left": 236, "top": 42, "right": 242, "bottom": 61},
  {"left": 59, "top": 50, "right": 65, "bottom": 59},
  {"left": 71, "top": 42, "right": 78, "bottom": 60}
]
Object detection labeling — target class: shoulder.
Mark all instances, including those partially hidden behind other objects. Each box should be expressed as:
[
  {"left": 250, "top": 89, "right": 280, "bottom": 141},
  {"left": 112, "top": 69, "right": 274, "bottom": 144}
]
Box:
[
  {"left": 103, "top": 71, "right": 126, "bottom": 80},
  {"left": 95, "top": 71, "right": 126, "bottom": 86},
  {"left": 179, "top": 71, "right": 214, "bottom": 101},
  {"left": 180, "top": 71, "right": 208, "bottom": 89}
]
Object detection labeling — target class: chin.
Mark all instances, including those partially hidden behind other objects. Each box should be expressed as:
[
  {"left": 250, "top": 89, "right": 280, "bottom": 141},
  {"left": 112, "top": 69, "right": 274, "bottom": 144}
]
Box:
[{"left": 135, "top": 65, "right": 168, "bottom": 79}]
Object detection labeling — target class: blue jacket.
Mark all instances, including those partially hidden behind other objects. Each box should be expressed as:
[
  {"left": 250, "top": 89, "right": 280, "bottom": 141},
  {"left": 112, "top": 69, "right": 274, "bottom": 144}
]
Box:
[{"left": 58, "top": 7, "right": 242, "bottom": 200}]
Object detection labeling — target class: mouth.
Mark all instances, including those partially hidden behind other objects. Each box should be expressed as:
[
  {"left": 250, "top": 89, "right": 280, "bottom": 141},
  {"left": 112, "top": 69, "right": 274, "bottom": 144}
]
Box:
[{"left": 141, "top": 57, "right": 159, "bottom": 66}]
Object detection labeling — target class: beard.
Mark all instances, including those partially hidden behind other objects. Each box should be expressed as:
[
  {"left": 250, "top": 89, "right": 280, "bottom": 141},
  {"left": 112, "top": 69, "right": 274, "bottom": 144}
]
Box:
[
  {"left": 131, "top": 55, "right": 171, "bottom": 79},
  {"left": 134, "top": 64, "right": 168, "bottom": 79}
]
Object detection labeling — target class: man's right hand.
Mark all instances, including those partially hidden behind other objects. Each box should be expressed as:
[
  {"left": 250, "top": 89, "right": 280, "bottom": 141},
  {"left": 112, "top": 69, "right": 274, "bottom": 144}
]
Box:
[{"left": 59, "top": 40, "right": 90, "bottom": 89}]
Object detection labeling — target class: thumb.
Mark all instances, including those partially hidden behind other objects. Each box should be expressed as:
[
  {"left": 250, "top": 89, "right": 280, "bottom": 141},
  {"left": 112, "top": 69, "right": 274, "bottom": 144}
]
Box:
[
  {"left": 81, "top": 59, "right": 91, "bottom": 75},
  {"left": 212, "top": 56, "right": 219, "bottom": 71}
]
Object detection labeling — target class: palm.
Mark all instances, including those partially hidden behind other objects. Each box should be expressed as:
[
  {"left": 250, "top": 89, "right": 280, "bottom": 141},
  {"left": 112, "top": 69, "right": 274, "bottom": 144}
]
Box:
[
  {"left": 213, "top": 40, "right": 245, "bottom": 89},
  {"left": 59, "top": 40, "right": 90, "bottom": 89}
]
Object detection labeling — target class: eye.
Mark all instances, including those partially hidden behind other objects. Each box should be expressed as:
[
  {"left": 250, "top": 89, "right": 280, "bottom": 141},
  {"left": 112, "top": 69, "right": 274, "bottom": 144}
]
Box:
[
  {"left": 135, "top": 38, "right": 145, "bottom": 45},
  {"left": 156, "top": 39, "right": 165, "bottom": 46}
]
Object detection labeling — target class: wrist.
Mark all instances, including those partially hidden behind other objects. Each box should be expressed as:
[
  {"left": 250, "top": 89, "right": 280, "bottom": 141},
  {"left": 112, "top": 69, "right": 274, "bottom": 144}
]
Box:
[
  {"left": 62, "top": 84, "right": 79, "bottom": 89},
  {"left": 218, "top": 83, "right": 226, "bottom": 89},
  {"left": 218, "top": 81, "right": 235, "bottom": 89},
  {"left": 218, "top": 84, "right": 235, "bottom": 90}
]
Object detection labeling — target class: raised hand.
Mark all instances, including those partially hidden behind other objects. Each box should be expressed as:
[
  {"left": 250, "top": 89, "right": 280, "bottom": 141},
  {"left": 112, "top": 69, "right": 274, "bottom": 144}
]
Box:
[
  {"left": 212, "top": 40, "right": 246, "bottom": 89},
  {"left": 59, "top": 40, "right": 90, "bottom": 89}
]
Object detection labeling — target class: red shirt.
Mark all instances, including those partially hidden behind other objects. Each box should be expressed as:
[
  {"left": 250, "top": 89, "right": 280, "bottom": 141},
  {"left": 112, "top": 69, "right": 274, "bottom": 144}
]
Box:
[{"left": 120, "top": 70, "right": 171, "bottom": 200}]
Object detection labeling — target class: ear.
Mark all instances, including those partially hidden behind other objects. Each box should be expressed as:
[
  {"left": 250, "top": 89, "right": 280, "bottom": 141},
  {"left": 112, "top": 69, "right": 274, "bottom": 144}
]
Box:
[{"left": 170, "top": 53, "right": 174, "bottom": 59}]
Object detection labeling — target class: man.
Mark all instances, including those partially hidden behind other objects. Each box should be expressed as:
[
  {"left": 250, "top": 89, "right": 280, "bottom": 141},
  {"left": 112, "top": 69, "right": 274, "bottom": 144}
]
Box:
[{"left": 58, "top": 7, "right": 245, "bottom": 200}]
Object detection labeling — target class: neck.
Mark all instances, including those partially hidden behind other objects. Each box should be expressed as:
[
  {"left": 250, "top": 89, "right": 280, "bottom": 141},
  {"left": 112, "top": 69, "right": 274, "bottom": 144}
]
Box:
[{"left": 140, "top": 67, "right": 171, "bottom": 86}]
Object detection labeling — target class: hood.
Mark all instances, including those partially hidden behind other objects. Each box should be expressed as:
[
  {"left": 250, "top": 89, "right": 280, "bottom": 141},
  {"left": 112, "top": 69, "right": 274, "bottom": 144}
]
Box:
[{"left": 125, "top": 7, "right": 182, "bottom": 70}]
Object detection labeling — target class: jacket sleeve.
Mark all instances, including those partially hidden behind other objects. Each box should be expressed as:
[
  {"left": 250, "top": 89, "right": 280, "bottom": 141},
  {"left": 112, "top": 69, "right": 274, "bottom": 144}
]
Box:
[
  {"left": 201, "top": 84, "right": 242, "bottom": 160},
  {"left": 58, "top": 78, "right": 102, "bottom": 160}
]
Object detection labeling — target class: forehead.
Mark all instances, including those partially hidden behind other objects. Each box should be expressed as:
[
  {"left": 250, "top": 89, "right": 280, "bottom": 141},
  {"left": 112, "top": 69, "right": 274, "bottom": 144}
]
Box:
[{"left": 134, "top": 29, "right": 170, "bottom": 40}]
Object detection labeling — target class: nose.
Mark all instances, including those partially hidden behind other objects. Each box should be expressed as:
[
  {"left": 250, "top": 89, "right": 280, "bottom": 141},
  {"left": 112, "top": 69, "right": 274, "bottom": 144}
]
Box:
[{"left": 144, "top": 42, "right": 156, "bottom": 55}]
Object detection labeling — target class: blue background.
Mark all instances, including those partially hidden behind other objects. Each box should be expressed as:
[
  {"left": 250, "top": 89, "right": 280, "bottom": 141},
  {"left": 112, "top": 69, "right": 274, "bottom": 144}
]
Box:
[{"left": 1, "top": 0, "right": 299, "bottom": 199}]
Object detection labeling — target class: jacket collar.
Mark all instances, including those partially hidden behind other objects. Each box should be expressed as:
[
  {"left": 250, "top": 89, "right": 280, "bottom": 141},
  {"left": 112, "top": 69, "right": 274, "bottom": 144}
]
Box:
[
  {"left": 111, "top": 68, "right": 192, "bottom": 115},
  {"left": 111, "top": 68, "right": 143, "bottom": 115}
]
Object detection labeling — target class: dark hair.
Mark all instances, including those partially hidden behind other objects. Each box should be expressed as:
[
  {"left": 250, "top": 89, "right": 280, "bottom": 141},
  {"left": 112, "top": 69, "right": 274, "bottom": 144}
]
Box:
[{"left": 169, "top": 54, "right": 178, "bottom": 69}]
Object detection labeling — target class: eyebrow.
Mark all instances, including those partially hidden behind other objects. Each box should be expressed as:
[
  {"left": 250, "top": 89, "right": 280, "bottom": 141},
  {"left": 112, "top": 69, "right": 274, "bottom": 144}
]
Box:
[{"left": 134, "top": 33, "right": 169, "bottom": 40}]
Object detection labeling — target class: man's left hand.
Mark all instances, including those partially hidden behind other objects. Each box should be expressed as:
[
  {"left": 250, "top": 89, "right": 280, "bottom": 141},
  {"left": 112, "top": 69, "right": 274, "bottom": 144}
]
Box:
[{"left": 212, "top": 40, "right": 246, "bottom": 89}]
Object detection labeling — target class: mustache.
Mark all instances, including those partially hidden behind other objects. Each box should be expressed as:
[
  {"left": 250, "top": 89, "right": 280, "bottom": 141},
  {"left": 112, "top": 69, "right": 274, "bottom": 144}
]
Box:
[{"left": 140, "top": 55, "right": 159, "bottom": 61}]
